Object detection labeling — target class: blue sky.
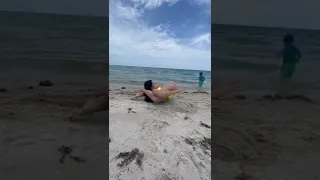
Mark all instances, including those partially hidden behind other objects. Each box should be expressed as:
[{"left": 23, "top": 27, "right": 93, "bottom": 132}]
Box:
[{"left": 109, "top": 0, "right": 211, "bottom": 71}]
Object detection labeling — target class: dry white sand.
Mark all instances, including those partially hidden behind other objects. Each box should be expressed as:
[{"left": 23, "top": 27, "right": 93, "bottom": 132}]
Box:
[
  {"left": 0, "top": 86, "right": 108, "bottom": 180},
  {"left": 109, "top": 89, "right": 211, "bottom": 180}
]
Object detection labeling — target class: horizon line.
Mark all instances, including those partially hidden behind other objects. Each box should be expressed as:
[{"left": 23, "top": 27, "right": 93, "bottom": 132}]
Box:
[
  {"left": 110, "top": 64, "right": 211, "bottom": 72},
  {"left": 0, "top": 10, "right": 108, "bottom": 18},
  {"left": 2, "top": 10, "right": 318, "bottom": 31},
  {"left": 212, "top": 22, "right": 320, "bottom": 32}
]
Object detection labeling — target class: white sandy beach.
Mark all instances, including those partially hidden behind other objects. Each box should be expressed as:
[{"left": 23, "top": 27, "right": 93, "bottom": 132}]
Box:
[
  {"left": 109, "top": 89, "right": 211, "bottom": 180},
  {"left": 109, "top": 86, "right": 320, "bottom": 180}
]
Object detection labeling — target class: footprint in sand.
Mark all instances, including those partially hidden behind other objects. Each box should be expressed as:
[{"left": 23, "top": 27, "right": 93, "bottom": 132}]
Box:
[
  {"left": 4, "top": 134, "right": 36, "bottom": 147},
  {"left": 141, "top": 120, "right": 169, "bottom": 133},
  {"left": 66, "top": 111, "right": 93, "bottom": 122}
]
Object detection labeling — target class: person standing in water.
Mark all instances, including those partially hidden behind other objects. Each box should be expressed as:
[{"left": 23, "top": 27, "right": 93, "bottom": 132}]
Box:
[
  {"left": 279, "top": 34, "right": 302, "bottom": 83},
  {"left": 198, "top": 72, "right": 206, "bottom": 92}
]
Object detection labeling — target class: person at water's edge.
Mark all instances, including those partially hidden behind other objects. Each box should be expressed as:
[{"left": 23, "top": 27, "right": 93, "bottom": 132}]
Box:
[
  {"left": 132, "top": 80, "right": 184, "bottom": 103},
  {"left": 198, "top": 72, "right": 205, "bottom": 92},
  {"left": 279, "top": 34, "right": 302, "bottom": 82}
]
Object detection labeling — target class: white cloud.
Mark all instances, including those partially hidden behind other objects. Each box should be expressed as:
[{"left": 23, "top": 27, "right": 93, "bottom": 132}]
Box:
[
  {"left": 191, "top": 33, "right": 211, "bottom": 45},
  {"left": 129, "top": 0, "right": 180, "bottom": 10},
  {"left": 193, "top": 0, "right": 211, "bottom": 5},
  {"left": 109, "top": 1, "right": 142, "bottom": 19},
  {"left": 109, "top": 0, "right": 211, "bottom": 70}
]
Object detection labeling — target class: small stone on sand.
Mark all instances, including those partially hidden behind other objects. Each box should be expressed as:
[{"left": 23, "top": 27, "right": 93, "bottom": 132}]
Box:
[
  {"left": 234, "top": 95, "right": 247, "bottom": 100},
  {"left": 0, "top": 88, "right": 8, "bottom": 92},
  {"left": 39, "top": 80, "right": 53, "bottom": 87}
]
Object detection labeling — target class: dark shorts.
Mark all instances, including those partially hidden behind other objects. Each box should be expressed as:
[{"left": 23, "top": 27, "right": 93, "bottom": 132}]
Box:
[{"left": 281, "top": 63, "right": 296, "bottom": 79}]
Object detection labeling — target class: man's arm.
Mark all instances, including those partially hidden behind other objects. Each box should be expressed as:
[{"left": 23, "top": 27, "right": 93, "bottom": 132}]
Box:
[
  {"left": 131, "top": 89, "right": 145, "bottom": 100},
  {"left": 134, "top": 92, "right": 145, "bottom": 97}
]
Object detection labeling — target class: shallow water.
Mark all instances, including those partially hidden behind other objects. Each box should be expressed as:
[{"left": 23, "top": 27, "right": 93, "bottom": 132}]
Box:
[
  {"left": 212, "top": 24, "right": 320, "bottom": 94},
  {"left": 0, "top": 11, "right": 107, "bottom": 88},
  {"left": 109, "top": 65, "right": 211, "bottom": 91}
]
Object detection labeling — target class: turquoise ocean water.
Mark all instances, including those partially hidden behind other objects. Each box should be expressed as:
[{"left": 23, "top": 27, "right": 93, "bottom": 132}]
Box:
[{"left": 109, "top": 65, "right": 211, "bottom": 91}]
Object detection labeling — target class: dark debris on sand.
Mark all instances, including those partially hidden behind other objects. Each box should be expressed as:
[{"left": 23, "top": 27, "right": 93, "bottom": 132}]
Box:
[
  {"left": 233, "top": 95, "right": 247, "bottom": 100},
  {"left": 200, "top": 137, "right": 211, "bottom": 150},
  {"left": 185, "top": 138, "right": 197, "bottom": 146},
  {"left": 200, "top": 121, "right": 211, "bottom": 129},
  {"left": 58, "top": 145, "right": 86, "bottom": 164},
  {"left": 58, "top": 145, "right": 72, "bottom": 155},
  {"left": 192, "top": 91, "right": 209, "bottom": 94},
  {"left": 20, "top": 86, "right": 34, "bottom": 90},
  {"left": 69, "top": 156, "right": 87, "bottom": 163},
  {"left": 58, "top": 145, "right": 73, "bottom": 163},
  {"left": 135, "top": 151, "right": 144, "bottom": 167},
  {"left": 116, "top": 148, "right": 144, "bottom": 168},
  {"left": 185, "top": 137, "right": 211, "bottom": 155},
  {"left": 0, "top": 88, "right": 8, "bottom": 92},
  {"left": 257, "top": 94, "right": 314, "bottom": 103},
  {"left": 38, "top": 80, "right": 53, "bottom": 87}
]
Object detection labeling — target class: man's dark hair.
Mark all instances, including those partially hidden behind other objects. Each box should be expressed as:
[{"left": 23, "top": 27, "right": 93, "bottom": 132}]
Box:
[
  {"left": 144, "top": 80, "right": 153, "bottom": 90},
  {"left": 199, "top": 72, "right": 203, "bottom": 76},
  {"left": 283, "top": 34, "right": 294, "bottom": 43},
  {"left": 144, "top": 80, "right": 153, "bottom": 102}
]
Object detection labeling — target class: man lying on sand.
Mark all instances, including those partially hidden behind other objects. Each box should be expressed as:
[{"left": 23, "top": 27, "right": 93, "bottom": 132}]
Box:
[
  {"left": 67, "top": 82, "right": 235, "bottom": 120},
  {"left": 131, "top": 80, "right": 184, "bottom": 103},
  {"left": 68, "top": 87, "right": 108, "bottom": 121}
]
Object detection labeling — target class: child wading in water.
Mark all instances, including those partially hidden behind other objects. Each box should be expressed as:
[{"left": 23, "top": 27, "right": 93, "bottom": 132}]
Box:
[
  {"left": 280, "top": 34, "right": 302, "bottom": 82},
  {"left": 198, "top": 72, "right": 205, "bottom": 92},
  {"left": 278, "top": 34, "right": 302, "bottom": 94}
]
